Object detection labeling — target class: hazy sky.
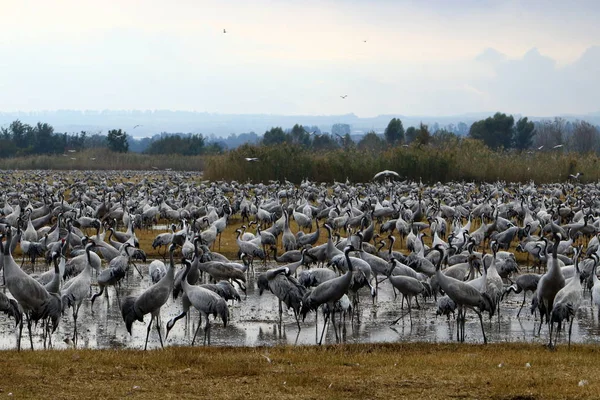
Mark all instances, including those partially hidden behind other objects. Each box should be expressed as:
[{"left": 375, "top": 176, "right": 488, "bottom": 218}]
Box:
[{"left": 1, "top": 0, "right": 599, "bottom": 117}]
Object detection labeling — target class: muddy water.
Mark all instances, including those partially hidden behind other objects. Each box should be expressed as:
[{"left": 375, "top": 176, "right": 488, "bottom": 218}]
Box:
[{"left": 1, "top": 263, "right": 600, "bottom": 350}]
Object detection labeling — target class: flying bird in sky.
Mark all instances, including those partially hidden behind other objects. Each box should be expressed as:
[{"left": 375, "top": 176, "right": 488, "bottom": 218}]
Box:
[
  {"left": 223, "top": 28, "right": 226, "bottom": 33},
  {"left": 133, "top": 125, "right": 142, "bottom": 129},
  {"left": 553, "top": 144, "right": 563, "bottom": 149},
  {"left": 245, "top": 157, "right": 259, "bottom": 162},
  {"left": 537, "top": 145, "right": 544, "bottom": 150},
  {"left": 340, "top": 95, "right": 347, "bottom": 99}
]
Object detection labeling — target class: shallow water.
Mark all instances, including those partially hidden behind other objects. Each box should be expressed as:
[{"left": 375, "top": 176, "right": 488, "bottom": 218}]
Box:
[{"left": 1, "top": 263, "right": 600, "bottom": 350}]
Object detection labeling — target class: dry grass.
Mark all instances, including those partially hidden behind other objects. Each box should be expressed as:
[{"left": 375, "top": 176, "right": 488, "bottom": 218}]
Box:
[
  {"left": 0, "top": 149, "right": 206, "bottom": 171},
  {"left": 2, "top": 343, "right": 600, "bottom": 399}
]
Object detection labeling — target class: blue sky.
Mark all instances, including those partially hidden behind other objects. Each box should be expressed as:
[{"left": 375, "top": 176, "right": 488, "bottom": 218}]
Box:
[{"left": 1, "top": 0, "right": 598, "bottom": 117}]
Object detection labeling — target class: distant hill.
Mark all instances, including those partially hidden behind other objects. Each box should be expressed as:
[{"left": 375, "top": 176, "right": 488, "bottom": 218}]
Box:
[{"left": 1, "top": 109, "right": 599, "bottom": 139}]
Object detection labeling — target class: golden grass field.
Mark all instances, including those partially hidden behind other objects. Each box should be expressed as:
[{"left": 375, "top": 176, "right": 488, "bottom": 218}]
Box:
[{"left": 2, "top": 343, "right": 600, "bottom": 399}]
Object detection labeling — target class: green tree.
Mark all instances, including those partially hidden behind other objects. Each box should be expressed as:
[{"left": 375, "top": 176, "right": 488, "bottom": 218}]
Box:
[
  {"left": 570, "top": 121, "right": 599, "bottom": 153},
  {"left": 405, "top": 126, "right": 417, "bottom": 143},
  {"left": 263, "top": 127, "right": 286, "bottom": 145},
  {"left": 414, "top": 123, "right": 431, "bottom": 146},
  {"left": 384, "top": 118, "right": 404, "bottom": 145},
  {"left": 107, "top": 129, "right": 129, "bottom": 152},
  {"left": 331, "top": 123, "right": 350, "bottom": 137},
  {"left": 358, "top": 131, "right": 385, "bottom": 152},
  {"left": 513, "top": 117, "right": 535, "bottom": 150},
  {"left": 431, "top": 128, "right": 459, "bottom": 147},
  {"left": 10, "top": 120, "right": 32, "bottom": 149},
  {"left": 289, "top": 124, "right": 311, "bottom": 147},
  {"left": 468, "top": 112, "right": 514, "bottom": 150},
  {"left": 33, "top": 122, "right": 56, "bottom": 154},
  {"left": 312, "top": 134, "right": 339, "bottom": 151}
]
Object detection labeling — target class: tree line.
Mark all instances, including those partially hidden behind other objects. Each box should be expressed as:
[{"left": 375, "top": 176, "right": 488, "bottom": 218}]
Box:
[
  {"left": 0, "top": 120, "right": 222, "bottom": 158},
  {"left": 258, "top": 114, "right": 600, "bottom": 154},
  {"left": 2, "top": 113, "right": 599, "bottom": 159}
]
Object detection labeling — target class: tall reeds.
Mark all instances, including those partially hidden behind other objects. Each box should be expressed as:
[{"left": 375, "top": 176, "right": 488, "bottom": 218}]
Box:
[{"left": 204, "top": 139, "right": 599, "bottom": 183}]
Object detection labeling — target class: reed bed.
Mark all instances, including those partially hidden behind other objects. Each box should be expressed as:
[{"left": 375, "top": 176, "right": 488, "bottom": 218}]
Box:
[{"left": 204, "top": 140, "right": 599, "bottom": 184}]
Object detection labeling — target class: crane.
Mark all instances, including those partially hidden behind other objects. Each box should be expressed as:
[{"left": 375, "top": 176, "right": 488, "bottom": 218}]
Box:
[
  {"left": 166, "top": 259, "right": 229, "bottom": 346},
  {"left": 301, "top": 245, "right": 355, "bottom": 345},
  {"left": 121, "top": 244, "right": 176, "bottom": 350}
]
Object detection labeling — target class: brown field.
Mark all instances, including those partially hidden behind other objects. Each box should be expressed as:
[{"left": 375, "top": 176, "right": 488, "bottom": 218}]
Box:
[{"left": 2, "top": 343, "right": 599, "bottom": 399}]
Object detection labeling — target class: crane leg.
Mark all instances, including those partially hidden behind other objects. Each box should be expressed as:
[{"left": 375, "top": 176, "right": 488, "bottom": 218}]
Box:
[
  {"left": 476, "top": 310, "right": 487, "bottom": 344},
  {"left": 318, "top": 312, "right": 330, "bottom": 345},
  {"left": 17, "top": 318, "right": 23, "bottom": 352},
  {"left": 293, "top": 309, "right": 301, "bottom": 331},
  {"left": 191, "top": 315, "right": 202, "bottom": 346},
  {"left": 115, "top": 287, "right": 122, "bottom": 308},
  {"left": 461, "top": 309, "right": 466, "bottom": 342},
  {"left": 279, "top": 300, "right": 283, "bottom": 328},
  {"left": 548, "top": 321, "right": 555, "bottom": 350},
  {"left": 517, "top": 292, "right": 527, "bottom": 318},
  {"left": 568, "top": 319, "right": 574, "bottom": 349},
  {"left": 332, "top": 310, "right": 339, "bottom": 343},
  {"left": 73, "top": 303, "right": 81, "bottom": 346},
  {"left": 204, "top": 320, "right": 211, "bottom": 346},
  {"left": 144, "top": 317, "right": 154, "bottom": 351},
  {"left": 156, "top": 316, "right": 164, "bottom": 349},
  {"left": 27, "top": 315, "right": 34, "bottom": 351}
]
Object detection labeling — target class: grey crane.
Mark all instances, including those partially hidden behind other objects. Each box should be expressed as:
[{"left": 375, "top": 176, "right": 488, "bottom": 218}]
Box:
[
  {"left": 200, "top": 281, "right": 241, "bottom": 303},
  {"left": 255, "top": 224, "right": 277, "bottom": 258},
  {"left": 173, "top": 237, "right": 202, "bottom": 299},
  {"left": 435, "top": 295, "right": 456, "bottom": 320},
  {"left": 0, "top": 291, "right": 22, "bottom": 327},
  {"left": 63, "top": 242, "right": 102, "bottom": 279},
  {"left": 592, "top": 256, "right": 600, "bottom": 319},
  {"left": 257, "top": 266, "right": 307, "bottom": 329},
  {"left": 388, "top": 274, "right": 426, "bottom": 325},
  {"left": 61, "top": 241, "right": 96, "bottom": 345},
  {"left": 282, "top": 210, "right": 297, "bottom": 251},
  {"left": 534, "top": 233, "right": 566, "bottom": 335},
  {"left": 279, "top": 248, "right": 311, "bottom": 276},
  {"left": 486, "top": 241, "right": 505, "bottom": 320},
  {"left": 503, "top": 273, "right": 541, "bottom": 317},
  {"left": 149, "top": 260, "right": 167, "bottom": 284},
  {"left": 3, "top": 226, "right": 61, "bottom": 351},
  {"left": 296, "top": 218, "right": 320, "bottom": 248},
  {"left": 298, "top": 268, "right": 337, "bottom": 288},
  {"left": 301, "top": 245, "right": 355, "bottom": 345},
  {"left": 432, "top": 244, "right": 493, "bottom": 344},
  {"left": 235, "top": 228, "right": 265, "bottom": 268},
  {"left": 121, "top": 243, "right": 176, "bottom": 350},
  {"left": 166, "top": 259, "right": 229, "bottom": 346},
  {"left": 90, "top": 243, "right": 136, "bottom": 307},
  {"left": 151, "top": 224, "right": 176, "bottom": 260},
  {"left": 199, "top": 258, "right": 247, "bottom": 295},
  {"left": 43, "top": 251, "right": 63, "bottom": 295},
  {"left": 549, "top": 246, "right": 585, "bottom": 348},
  {"left": 272, "top": 246, "right": 307, "bottom": 263}
]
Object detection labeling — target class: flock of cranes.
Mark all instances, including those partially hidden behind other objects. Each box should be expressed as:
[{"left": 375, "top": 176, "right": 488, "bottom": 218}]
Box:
[{"left": 1, "top": 170, "right": 600, "bottom": 351}]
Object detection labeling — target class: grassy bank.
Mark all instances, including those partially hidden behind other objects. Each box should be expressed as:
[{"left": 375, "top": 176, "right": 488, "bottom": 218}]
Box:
[
  {"left": 0, "top": 149, "right": 205, "bottom": 171},
  {"left": 204, "top": 140, "right": 597, "bottom": 183},
  {"left": 2, "top": 343, "right": 599, "bottom": 399}
]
